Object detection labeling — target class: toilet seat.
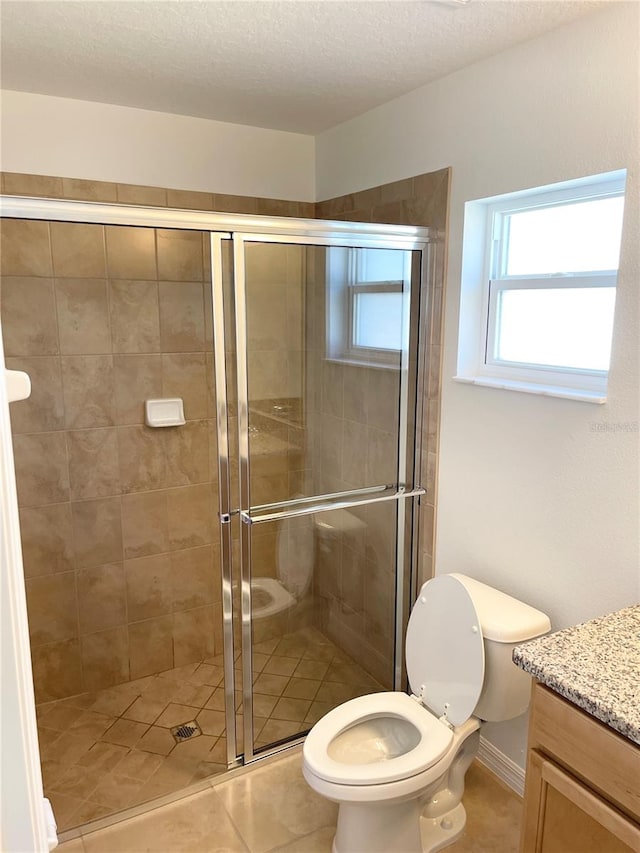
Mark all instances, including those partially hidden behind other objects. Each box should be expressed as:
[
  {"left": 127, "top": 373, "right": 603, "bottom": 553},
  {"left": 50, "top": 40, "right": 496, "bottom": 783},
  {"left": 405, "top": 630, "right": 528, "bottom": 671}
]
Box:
[{"left": 303, "top": 692, "right": 453, "bottom": 786}]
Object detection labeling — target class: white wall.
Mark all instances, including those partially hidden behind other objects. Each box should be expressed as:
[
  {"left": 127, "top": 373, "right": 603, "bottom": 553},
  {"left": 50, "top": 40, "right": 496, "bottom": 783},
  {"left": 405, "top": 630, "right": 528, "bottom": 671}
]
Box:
[
  {"left": 0, "top": 90, "right": 315, "bottom": 201},
  {"left": 316, "top": 3, "right": 639, "bottom": 768}
]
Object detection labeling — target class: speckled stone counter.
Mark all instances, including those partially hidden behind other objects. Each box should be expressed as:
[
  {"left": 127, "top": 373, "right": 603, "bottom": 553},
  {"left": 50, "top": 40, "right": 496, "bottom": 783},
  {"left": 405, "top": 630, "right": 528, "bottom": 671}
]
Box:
[{"left": 513, "top": 604, "right": 640, "bottom": 745}]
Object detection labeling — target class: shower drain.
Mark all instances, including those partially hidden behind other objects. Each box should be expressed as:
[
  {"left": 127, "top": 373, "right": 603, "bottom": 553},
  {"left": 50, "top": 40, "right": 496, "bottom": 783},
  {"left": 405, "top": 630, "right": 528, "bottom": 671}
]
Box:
[{"left": 171, "top": 720, "right": 202, "bottom": 743}]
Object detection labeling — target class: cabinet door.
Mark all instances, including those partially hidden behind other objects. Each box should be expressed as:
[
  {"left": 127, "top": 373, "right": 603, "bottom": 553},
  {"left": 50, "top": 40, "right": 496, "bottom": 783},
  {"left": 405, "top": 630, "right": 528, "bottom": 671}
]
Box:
[{"left": 521, "top": 750, "right": 640, "bottom": 853}]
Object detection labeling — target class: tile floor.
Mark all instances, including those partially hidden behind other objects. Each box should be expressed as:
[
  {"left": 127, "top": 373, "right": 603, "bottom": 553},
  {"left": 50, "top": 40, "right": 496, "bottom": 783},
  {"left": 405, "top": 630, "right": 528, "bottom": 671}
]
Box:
[
  {"left": 38, "top": 627, "right": 384, "bottom": 832},
  {"left": 57, "top": 750, "right": 522, "bottom": 853}
]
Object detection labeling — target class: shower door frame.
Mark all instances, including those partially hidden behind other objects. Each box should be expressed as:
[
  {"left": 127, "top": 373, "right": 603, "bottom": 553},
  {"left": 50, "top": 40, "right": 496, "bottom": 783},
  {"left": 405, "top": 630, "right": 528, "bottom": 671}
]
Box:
[{"left": 1, "top": 194, "right": 432, "bottom": 774}]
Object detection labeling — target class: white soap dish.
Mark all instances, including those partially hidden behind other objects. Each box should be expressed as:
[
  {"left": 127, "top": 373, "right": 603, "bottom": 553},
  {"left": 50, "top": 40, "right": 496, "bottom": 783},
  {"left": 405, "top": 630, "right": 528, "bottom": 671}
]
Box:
[
  {"left": 5, "top": 369, "right": 31, "bottom": 403},
  {"left": 145, "top": 398, "right": 186, "bottom": 427}
]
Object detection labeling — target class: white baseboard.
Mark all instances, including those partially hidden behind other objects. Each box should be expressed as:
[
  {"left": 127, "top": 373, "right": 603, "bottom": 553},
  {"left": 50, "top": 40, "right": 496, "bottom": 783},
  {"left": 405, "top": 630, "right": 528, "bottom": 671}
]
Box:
[{"left": 476, "top": 736, "right": 526, "bottom": 797}]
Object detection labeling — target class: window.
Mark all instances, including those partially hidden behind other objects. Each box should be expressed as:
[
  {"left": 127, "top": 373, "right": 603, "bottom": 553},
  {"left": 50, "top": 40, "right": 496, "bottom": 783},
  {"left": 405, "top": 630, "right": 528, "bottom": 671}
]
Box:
[
  {"left": 326, "top": 247, "right": 411, "bottom": 366},
  {"left": 457, "top": 171, "right": 626, "bottom": 401}
]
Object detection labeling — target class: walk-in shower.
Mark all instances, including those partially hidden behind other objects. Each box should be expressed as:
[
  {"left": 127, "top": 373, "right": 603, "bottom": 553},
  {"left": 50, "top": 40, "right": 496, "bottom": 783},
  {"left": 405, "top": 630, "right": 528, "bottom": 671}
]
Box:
[{"left": 0, "top": 195, "right": 434, "bottom": 835}]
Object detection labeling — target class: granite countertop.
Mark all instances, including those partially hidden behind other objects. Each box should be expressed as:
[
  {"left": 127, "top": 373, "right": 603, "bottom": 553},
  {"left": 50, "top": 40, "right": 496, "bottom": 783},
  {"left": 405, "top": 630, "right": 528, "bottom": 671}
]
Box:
[{"left": 513, "top": 604, "right": 640, "bottom": 746}]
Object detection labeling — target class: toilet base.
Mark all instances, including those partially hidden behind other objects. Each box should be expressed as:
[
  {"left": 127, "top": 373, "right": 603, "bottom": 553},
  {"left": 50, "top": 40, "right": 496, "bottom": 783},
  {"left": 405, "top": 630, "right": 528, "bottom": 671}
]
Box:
[
  {"left": 329, "top": 800, "right": 467, "bottom": 853},
  {"left": 420, "top": 802, "right": 467, "bottom": 853},
  {"left": 332, "top": 798, "right": 424, "bottom": 853}
]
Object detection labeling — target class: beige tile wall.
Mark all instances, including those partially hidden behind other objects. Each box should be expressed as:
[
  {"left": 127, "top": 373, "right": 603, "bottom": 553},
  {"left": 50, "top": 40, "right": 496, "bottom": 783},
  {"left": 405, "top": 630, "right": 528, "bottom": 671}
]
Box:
[
  {"left": 0, "top": 172, "right": 314, "bottom": 217},
  {"left": 244, "top": 242, "right": 307, "bottom": 507},
  {"left": 1, "top": 217, "right": 223, "bottom": 703}
]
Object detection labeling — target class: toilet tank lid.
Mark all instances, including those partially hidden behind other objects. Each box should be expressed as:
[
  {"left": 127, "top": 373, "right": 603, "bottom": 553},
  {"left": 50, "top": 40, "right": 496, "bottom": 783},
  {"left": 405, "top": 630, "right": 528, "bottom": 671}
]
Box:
[
  {"left": 449, "top": 574, "right": 551, "bottom": 643},
  {"left": 314, "top": 508, "right": 366, "bottom": 534}
]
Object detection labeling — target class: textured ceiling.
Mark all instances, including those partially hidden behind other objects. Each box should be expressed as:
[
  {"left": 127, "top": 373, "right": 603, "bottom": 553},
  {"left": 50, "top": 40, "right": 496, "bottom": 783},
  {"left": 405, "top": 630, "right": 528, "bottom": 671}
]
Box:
[{"left": 0, "top": 0, "right": 607, "bottom": 134}]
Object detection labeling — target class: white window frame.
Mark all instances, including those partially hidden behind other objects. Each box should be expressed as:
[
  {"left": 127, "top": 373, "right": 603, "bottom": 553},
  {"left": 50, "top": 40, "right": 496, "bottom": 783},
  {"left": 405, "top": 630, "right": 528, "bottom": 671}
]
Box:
[
  {"left": 326, "top": 247, "right": 411, "bottom": 368},
  {"left": 456, "top": 170, "right": 626, "bottom": 403}
]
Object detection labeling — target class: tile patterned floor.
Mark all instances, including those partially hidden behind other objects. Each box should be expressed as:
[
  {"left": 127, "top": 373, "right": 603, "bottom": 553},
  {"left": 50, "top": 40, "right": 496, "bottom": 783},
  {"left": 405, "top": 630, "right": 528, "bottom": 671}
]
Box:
[
  {"left": 57, "top": 751, "right": 522, "bottom": 853},
  {"left": 38, "top": 627, "right": 384, "bottom": 832}
]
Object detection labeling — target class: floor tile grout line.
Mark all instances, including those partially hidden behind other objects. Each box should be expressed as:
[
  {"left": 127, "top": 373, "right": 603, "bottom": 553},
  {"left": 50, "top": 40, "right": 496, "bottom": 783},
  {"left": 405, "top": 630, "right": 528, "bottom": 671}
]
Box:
[{"left": 48, "top": 628, "right": 380, "bottom": 833}]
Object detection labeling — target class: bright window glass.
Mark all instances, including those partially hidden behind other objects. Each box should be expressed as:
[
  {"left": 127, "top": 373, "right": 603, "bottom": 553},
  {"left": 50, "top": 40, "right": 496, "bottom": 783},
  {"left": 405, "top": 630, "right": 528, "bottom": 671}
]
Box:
[
  {"left": 494, "top": 286, "right": 616, "bottom": 371},
  {"left": 353, "top": 291, "right": 403, "bottom": 350},
  {"left": 457, "top": 170, "right": 627, "bottom": 400},
  {"left": 356, "top": 248, "right": 407, "bottom": 282},
  {"left": 504, "top": 196, "right": 624, "bottom": 276}
]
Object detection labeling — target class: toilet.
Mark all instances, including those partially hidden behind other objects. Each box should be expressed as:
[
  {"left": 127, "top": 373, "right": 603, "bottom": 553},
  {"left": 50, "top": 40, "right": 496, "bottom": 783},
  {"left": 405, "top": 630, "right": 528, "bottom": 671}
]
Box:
[
  {"left": 251, "top": 513, "right": 314, "bottom": 619},
  {"left": 252, "top": 507, "right": 365, "bottom": 619},
  {"left": 303, "top": 573, "right": 551, "bottom": 853}
]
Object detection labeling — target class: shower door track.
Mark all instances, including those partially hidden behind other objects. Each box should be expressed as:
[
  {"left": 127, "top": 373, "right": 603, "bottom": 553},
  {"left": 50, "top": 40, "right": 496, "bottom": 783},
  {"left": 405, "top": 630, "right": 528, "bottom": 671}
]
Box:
[
  {"left": 1, "top": 193, "right": 433, "bottom": 834},
  {"left": 1, "top": 195, "right": 429, "bottom": 244}
]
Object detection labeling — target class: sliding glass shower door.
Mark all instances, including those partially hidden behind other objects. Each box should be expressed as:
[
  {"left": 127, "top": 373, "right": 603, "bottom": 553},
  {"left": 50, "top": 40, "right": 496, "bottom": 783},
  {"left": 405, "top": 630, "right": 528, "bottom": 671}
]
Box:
[{"left": 216, "top": 234, "right": 426, "bottom": 762}]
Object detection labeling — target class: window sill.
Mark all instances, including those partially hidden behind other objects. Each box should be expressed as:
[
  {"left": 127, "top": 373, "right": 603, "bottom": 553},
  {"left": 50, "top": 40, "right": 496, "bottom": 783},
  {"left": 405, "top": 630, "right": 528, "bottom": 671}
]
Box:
[
  {"left": 325, "top": 357, "right": 400, "bottom": 372},
  {"left": 453, "top": 375, "right": 607, "bottom": 404}
]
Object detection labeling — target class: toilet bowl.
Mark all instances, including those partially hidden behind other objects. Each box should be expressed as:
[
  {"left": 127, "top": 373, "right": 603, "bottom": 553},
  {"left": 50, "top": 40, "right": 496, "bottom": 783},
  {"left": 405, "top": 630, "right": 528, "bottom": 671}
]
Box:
[
  {"left": 251, "top": 512, "right": 314, "bottom": 619},
  {"left": 303, "top": 573, "right": 551, "bottom": 853}
]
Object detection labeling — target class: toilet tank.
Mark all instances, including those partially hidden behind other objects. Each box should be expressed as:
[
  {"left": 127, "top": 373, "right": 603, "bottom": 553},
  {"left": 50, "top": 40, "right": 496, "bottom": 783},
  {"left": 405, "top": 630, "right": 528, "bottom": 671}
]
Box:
[
  {"left": 451, "top": 574, "right": 551, "bottom": 722},
  {"left": 314, "top": 508, "right": 366, "bottom": 550}
]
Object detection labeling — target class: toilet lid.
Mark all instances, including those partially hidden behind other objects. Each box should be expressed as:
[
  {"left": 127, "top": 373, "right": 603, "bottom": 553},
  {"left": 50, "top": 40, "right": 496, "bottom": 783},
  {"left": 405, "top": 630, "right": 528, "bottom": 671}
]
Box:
[
  {"left": 406, "top": 575, "right": 485, "bottom": 727},
  {"left": 276, "top": 513, "right": 314, "bottom": 597}
]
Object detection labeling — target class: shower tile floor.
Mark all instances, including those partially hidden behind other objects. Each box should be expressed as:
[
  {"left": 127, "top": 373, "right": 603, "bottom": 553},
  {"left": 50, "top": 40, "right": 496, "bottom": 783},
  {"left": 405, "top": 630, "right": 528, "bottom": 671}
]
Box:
[{"left": 37, "top": 627, "right": 384, "bottom": 832}]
